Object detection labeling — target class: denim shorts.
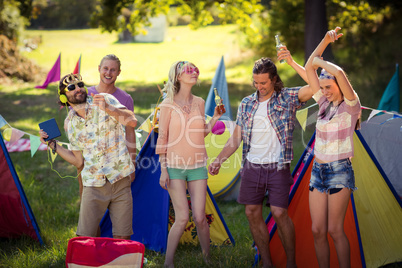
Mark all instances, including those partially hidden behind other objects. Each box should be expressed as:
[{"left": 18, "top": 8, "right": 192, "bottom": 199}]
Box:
[
  {"left": 309, "top": 158, "right": 357, "bottom": 194},
  {"left": 167, "top": 166, "right": 208, "bottom": 182}
]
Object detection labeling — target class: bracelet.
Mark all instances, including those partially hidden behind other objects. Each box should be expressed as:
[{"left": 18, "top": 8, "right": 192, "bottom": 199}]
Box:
[{"left": 48, "top": 140, "right": 57, "bottom": 154}]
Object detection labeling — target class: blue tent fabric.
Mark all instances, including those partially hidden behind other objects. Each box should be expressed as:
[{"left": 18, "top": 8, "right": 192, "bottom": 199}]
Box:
[
  {"left": 378, "top": 64, "right": 400, "bottom": 112},
  {"left": 100, "top": 131, "right": 170, "bottom": 252},
  {"left": 205, "top": 56, "right": 232, "bottom": 120},
  {"left": 100, "top": 129, "right": 235, "bottom": 253}
]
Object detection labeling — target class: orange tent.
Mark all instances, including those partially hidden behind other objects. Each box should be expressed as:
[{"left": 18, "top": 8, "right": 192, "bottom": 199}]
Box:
[{"left": 265, "top": 131, "right": 402, "bottom": 267}]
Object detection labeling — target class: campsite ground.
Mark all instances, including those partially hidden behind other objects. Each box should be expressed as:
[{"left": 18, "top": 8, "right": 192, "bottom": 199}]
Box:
[
  {"left": 0, "top": 81, "right": 301, "bottom": 268},
  {"left": 0, "top": 26, "right": 400, "bottom": 267}
]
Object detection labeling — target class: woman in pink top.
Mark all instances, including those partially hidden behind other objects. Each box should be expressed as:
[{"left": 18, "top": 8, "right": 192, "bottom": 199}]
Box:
[
  {"left": 305, "top": 27, "right": 361, "bottom": 268},
  {"left": 156, "top": 61, "right": 224, "bottom": 267}
]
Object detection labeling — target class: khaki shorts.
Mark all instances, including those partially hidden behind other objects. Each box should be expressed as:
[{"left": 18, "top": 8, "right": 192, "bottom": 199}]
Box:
[{"left": 77, "top": 176, "right": 133, "bottom": 237}]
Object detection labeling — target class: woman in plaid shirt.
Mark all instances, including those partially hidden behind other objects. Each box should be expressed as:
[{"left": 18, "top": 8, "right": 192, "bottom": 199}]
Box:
[{"left": 306, "top": 27, "right": 361, "bottom": 268}]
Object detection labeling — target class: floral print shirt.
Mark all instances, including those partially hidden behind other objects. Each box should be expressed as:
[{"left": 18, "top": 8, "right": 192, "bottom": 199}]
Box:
[{"left": 67, "top": 93, "right": 135, "bottom": 187}]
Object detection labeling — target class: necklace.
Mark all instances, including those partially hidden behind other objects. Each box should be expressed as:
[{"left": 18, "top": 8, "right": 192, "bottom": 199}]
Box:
[
  {"left": 323, "top": 100, "right": 343, "bottom": 121},
  {"left": 174, "top": 95, "right": 193, "bottom": 114}
]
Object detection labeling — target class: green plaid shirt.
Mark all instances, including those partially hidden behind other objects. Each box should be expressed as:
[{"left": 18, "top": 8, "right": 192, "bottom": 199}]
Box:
[{"left": 235, "top": 87, "right": 305, "bottom": 170}]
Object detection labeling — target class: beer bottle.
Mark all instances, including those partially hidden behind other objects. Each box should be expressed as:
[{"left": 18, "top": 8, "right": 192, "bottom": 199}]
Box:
[
  {"left": 214, "top": 88, "right": 225, "bottom": 114},
  {"left": 275, "top": 34, "right": 286, "bottom": 64}
]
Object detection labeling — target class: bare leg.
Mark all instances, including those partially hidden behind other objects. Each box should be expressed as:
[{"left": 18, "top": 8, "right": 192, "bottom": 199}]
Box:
[
  {"left": 328, "top": 188, "right": 351, "bottom": 268},
  {"left": 271, "top": 206, "right": 296, "bottom": 268},
  {"left": 245, "top": 204, "right": 272, "bottom": 268},
  {"left": 164, "top": 180, "right": 189, "bottom": 268},
  {"left": 309, "top": 189, "right": 329, "bottom": 268},
  {"left": 188, "top": 179, "right": 210, "bottom": 262}
]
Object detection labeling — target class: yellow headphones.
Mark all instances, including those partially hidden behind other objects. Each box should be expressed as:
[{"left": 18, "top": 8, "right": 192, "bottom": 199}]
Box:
[
  {"left": 58, "top": 88, "right": 68, "bottom": 103},
  {"left": 58, "top": 73, "right": 88, "bottom": 104}
]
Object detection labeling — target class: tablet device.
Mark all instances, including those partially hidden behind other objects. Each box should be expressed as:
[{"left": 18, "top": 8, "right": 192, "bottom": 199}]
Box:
[{"left": 39, "top": 118, "right": 61, "bottom": 141}]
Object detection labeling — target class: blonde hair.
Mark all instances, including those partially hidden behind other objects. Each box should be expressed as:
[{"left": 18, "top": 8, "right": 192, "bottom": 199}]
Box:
[
  {"left": 163, "top": 60, "right": 196, "bottom": 101},
  {"left": 100, "top": 54, "right": 121, "bottom": 71}
]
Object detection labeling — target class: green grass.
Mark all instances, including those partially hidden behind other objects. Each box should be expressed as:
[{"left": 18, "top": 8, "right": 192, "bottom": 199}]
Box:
[
  {"left": 2, "top": 26, "right": 401, "bottom": 268},
  {"left": 0, "top": 25, "right": 302, "bottom": 268},
  {"left": 21, "top": 25, "right": 253, "bottom": 85}
]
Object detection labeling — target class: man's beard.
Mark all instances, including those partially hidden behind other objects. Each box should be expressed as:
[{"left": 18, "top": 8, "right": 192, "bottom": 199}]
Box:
[{"left": 68, "top": 90, "right": 87, "bottom": 105}]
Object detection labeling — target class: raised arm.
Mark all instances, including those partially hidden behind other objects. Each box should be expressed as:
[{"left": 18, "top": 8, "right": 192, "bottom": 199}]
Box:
[
  {"left": 306, "top": 27, "right": 343, "bottom": 95},
  {"left": 277, "top": 46, "right": 308, "bottom": 83},
  {"left": 312, "top": 57, "right": 357, "bottom": 101},
  {"left": 307, "top": 27, "right": 343, "bottom": 66},
  {"left": 92, "top": 94, "right": 137, "bottom": 127}
]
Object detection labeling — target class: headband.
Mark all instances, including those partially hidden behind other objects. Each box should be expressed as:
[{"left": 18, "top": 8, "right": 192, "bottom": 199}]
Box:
[
  {"left": 319, "top": 69, "right": 336, "bottom": 80},
  {"left": 176, "top": 61, "right": 189, "bottom": 75}
]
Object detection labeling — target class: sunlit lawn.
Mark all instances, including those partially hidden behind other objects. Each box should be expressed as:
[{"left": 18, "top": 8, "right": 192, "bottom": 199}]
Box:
[
  {"left": 21, "top": 25, "right": 255, "bottom": 85},
  {"left": 0, "top": 25, "right": 335, "bottom": 268}
]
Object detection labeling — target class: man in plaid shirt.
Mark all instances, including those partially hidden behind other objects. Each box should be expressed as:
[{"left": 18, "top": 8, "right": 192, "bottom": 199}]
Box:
[{"left": 209, "top": 56, "right": 312, "bottom": 267}]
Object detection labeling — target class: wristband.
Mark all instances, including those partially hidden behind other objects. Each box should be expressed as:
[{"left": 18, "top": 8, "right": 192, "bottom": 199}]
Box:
[{"left": 48, "top": 139, "right": 57, "bottom": 154}]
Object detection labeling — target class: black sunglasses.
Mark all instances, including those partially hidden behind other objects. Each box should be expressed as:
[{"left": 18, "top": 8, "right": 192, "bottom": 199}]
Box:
[{"left": 67, "top": 82, "right": 85, "bottom": 91}]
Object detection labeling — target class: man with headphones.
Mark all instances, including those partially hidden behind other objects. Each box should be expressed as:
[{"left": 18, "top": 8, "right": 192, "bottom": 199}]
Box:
[
  {"left": 39, "top": 73, "right": 137, "bottom": 239},
  {"left": 74, "top": 55, "right": 136, "bottom": 200}
]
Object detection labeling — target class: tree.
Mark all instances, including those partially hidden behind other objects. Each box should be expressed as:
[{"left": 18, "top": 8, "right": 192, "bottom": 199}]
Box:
[
  {"left": 90, "top": 0, "right": 262, "bottom": 42},
  {"left": 29, "top": 0, "right": 97, "bottom": 29},
  {"left": 304, "top": 0, "right": 332, "bottom": 62},
  {"left": 0, "top": 0, "right": 32, "bottom": 41},
  {"left": 257, "top": 0, "right": 394, "bottom": 63}
]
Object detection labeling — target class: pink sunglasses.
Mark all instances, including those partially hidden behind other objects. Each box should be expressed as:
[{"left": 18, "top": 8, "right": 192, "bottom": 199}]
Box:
[
  {"left": 182, "top": 66, "right": 200, "bottom": 75},
  {"left": 176, "top": 61, "right": 200, "bottom": 76}
]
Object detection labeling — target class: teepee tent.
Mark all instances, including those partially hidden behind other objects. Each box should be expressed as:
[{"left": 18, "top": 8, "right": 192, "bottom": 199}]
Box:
[
  {"left": 205, "top": 56, "right": 232, "bottom": 120},
  {"left": 0, "top": 133, "right": 43, "bottom": 244},
  {"left": 99, "top": 130, "right": 235, "bottom": 252},
  {"left": 377, "top": 64, "right": 400, "bottom": 113},
  {"left": 264, "top": 131, "right": 402, "bottom": 267},
  {"left": 204, "top": 57, "right": 242, "bottom": 200}
]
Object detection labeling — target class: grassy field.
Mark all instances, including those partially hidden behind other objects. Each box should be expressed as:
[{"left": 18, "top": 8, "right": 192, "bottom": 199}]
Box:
[
  {"left": 20, "top": 25, "right": 256, "bottom": 85},
  {"left": 2, "top": 26, "right": 399, "bottom": 267},
  {"left": 0, "top": 25, "right": 303, "bottom": 268}
]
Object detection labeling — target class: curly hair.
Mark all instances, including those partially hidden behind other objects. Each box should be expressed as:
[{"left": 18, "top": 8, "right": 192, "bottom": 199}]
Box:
[{"left": 57, "top": 73, "right": 83, "bottom": 106}]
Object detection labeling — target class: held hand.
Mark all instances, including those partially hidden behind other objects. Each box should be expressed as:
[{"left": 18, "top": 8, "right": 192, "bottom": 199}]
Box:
[
  {"left": 213, "top": 101, "right": 226, "bottom": 118},
  {"left": 159, "top": 171, "right": 170, "bottom": 190},
  {"left": 38, "top": 129, "right": 49, "bottom": 144},
  {"left": 277, "top": 46, "right": 293, "bottom": 64},
  {"left": 208, "top": 160, "right": 221, "bottom": 176},
  {"left": 91, "top": 93, "right": 108, "bottom": 111},
  {"left": 325, "top": 26, "right": 343, "bottom": 43},
  {"left": 312, "top": 56, "right": 324, "bottom": 69}
]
